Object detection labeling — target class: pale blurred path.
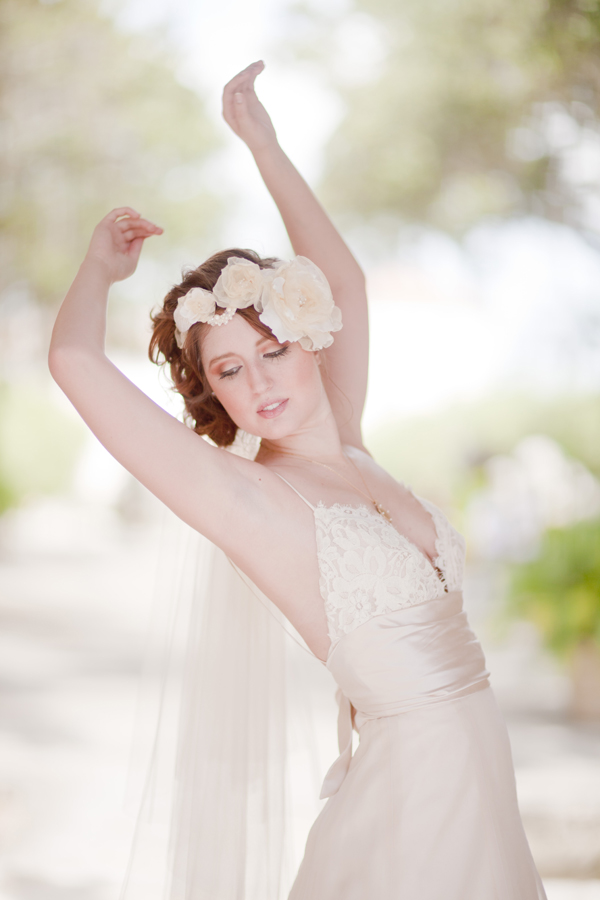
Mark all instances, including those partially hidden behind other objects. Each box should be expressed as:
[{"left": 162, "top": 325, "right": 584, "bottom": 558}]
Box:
[
  {"left": 0, "top": 491, "right": 159, "bottom": 900},
  {"left": 0, "top": 493, "right": 598, "bottom": 900}
]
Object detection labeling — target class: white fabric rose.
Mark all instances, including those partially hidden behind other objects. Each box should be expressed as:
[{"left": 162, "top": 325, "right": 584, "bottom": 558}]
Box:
[
  {"left": 173, "top": 287, "right": 216, "bottom": 348},
  {"left": 259, "top": 256, "right": 343, "bottom": 351},
  {"left": 172, "top": 255, "right": 343, "bottom": 351},
  {"left": 213, "top": 257, "right": 265, "bottom": 310}
]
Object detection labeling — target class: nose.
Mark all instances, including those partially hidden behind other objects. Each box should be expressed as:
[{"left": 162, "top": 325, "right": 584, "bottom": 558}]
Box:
[{"left": 246, "top": 359, "right": 273, "bottom": 395}]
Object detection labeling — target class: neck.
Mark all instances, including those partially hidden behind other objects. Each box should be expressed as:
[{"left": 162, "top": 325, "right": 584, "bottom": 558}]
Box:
[{"left": 256, "top": 407, "right": 345, "bottom": 466}]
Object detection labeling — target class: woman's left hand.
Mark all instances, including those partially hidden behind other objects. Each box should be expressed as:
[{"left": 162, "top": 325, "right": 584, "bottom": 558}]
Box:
[
  {"left": 222, "top": 61, "right": 277, "bottom": 154},
  {"left": 85, "top": 207, "right": 163, "bottom": 284}
]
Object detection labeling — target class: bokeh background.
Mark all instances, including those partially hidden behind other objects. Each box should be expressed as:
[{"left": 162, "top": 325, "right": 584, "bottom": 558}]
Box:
[{"left": 1, "top": 0, "right": 600, "bottom": 897}]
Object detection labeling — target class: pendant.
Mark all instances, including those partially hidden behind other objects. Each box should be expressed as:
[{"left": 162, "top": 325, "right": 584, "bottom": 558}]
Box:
[{"left": 374, "top": 502, "right": 393, "bottom": 523}]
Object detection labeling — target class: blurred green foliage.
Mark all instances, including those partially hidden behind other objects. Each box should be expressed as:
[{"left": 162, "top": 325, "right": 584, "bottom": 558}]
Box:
[
  {"left": 0, "top": 0, "right": 222, "bottom": 308},
  {"left": 0, "top": 0, "right": 225, "bottom": 514},
  {"left": 368, "top": 391, "right": 600, "bottom": 514},
  {"left": 506, "top": 517, "right": 600, "bottom": 658},
  {"left": 0, "top": 382, "right": 85, "bottom": 513},
  {"left": 292, "top": 0, "right": 600, "bottom": 233}
]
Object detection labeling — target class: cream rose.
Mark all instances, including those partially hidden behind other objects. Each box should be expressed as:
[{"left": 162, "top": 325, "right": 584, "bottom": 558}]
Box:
[
  {"left": 173, "top": 287, "right": 217, "bottom": 348},
  {"left": 258, "top": 256, "right": 343, "bottom": 351},
  {"left": 212, "top": 257, "right": 266, "bottom": 310}
]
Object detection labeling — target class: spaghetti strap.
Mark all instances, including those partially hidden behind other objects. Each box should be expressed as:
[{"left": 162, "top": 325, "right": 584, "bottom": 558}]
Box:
[{"left": 274, "top": 473, "right": 316, "bottom": 511}]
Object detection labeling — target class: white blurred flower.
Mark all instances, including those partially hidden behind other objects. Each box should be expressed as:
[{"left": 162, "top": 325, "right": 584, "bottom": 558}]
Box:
[{"left": 466, "top": 435, "right": 600, "bottom": 560}]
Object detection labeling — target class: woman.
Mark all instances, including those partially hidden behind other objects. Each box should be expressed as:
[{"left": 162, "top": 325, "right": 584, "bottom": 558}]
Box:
[{"left": 49, "top": 61, "right": 547, "bottom": 899}]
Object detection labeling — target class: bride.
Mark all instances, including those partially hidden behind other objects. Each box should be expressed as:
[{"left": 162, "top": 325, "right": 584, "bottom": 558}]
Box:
[{"left": 49, "top": 61, "right": 547, "bottom": 899}]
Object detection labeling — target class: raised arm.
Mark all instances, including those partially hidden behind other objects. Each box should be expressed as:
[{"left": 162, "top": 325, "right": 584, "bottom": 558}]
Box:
[
  {"left": 222, "top": 62, "right": 369, "bottom": 449},
  {"left": 47, "top": 209, "right": 260, "bottom": 547}
]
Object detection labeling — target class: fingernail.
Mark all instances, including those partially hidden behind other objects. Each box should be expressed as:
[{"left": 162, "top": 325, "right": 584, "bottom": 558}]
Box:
[{"left": 235, "top": 92, "right": 243, "bottom": 104}]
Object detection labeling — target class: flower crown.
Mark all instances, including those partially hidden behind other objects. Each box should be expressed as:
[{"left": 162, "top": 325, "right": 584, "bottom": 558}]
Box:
[{"left": 173, "top": 255, "right": 342, "bottom": 351}]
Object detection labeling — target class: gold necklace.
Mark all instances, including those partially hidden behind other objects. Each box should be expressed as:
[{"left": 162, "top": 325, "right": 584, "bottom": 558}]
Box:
[
  {"left": 265, "top": 447, "right": 448, "bottom": 588},
  {"left": 270, "top": 449, "right": 393, "bottom": 524}
]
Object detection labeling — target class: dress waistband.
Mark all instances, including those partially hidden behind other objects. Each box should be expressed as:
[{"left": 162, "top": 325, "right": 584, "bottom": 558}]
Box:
[{"left": 320, "top": 590, "right": 490, "bottom": 799}]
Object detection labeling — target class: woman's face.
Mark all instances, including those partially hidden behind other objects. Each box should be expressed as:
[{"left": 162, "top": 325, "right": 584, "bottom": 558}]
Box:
[{"left": 202, "top": 313, "right": 327, "bottom": 439}]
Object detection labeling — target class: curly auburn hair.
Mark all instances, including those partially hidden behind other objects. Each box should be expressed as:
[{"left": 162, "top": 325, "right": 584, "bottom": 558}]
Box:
[{"left": 149, "top": 248, "right": 280, "bottom": 447}]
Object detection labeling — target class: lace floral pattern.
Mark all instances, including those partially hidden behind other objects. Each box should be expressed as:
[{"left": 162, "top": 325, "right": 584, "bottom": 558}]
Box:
[
  {"left": 314, "top": 499, "right": 466, "bottom": 645},
  {"left": 415, "top": 495, "right": 466, "bottom": 593}
]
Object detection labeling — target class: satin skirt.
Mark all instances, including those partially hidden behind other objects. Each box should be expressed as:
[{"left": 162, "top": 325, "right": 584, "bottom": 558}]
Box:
[{"left": 289, "top": 593, "right": 547, "bottom": 899}]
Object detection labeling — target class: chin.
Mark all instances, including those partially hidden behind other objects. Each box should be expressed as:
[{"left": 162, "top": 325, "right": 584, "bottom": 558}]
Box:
[
  {"left": 226, "top": 393, "right": 320, "bottom": 442},
  {"left": 250, "top": 420, "right": 295, "bottom": 442},
  {"left": 246, "top": 409, "right": 308, "bottom": 443}
]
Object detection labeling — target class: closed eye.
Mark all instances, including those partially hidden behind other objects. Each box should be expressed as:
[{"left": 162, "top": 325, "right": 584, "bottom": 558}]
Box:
[
  {"left": 264, "top": 345, "right": 290, "bottom": 360},
  {"left": 218, "top": 344, "right": 289, "bottom": 379},
  {"left": 219, "top": 365, "right": 241, "bottom": 379}
]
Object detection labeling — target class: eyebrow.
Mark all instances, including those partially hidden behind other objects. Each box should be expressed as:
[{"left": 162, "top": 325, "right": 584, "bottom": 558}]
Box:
[{"left": 207, "top": 334, "right": 275, "bottom": 366}]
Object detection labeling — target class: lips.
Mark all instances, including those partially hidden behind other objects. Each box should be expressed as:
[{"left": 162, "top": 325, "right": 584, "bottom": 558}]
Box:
[{"left": 257, "top": 398, "right": 288, "bottom": 419}]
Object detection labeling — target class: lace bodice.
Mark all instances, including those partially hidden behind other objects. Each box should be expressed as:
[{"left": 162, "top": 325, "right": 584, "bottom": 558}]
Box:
[{"left": 314, "top": 494, "right": 466, "bottom": 646}]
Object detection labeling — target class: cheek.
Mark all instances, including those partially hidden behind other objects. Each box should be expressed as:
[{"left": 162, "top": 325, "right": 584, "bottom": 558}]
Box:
[
  {"left": 209, "top": 349, "right": 321, "bottom": 419},
  {"left": 210, "top": 376, "right": 259, "bottom": 432},
  {"left": 296, "top": 352, "right": 323, "bottom": 390},
  {"left": 287, "top": 345, "right": 317, "bottom": 375},
  {"left": 286, "top": 355, "right": 324, "bottom": 411},
  {"left": 212, "top": 379, "right": 247, "bottom": 417}
]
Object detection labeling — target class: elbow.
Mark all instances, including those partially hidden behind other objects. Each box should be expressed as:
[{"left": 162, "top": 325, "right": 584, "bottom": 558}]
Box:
[
  {"left": 48, "top": 343, "right": 90, "bottom": 392},
  {"left": 48, "top": 343, "right": 107, "bottom": 395},
  {"left": 48, "top": 340, "right": 61, "bottom": 381},
  {"left": 48, "top": 343, "right": 73, "bottom": 390},
  {"left": 48, "top": 339, "right": 59, "bottom": 377}
]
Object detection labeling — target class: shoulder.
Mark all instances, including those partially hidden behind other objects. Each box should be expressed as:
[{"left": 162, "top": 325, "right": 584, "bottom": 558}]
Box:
[
  {"left": 343, "top": 440, "right": 409, "bottom": 494},
  {"left": 342, "top": 440, "right": 373, "bottom": 461},
  {"left": 226, "top": 453, "right": 315, "bottom": 529}
]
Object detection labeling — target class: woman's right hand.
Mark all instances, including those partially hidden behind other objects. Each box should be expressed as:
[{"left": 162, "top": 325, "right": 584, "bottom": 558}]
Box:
[
  {"left": 85, "top": 207, "right": 163, "bottom": 284},
  {"left": 222, "top": 61, "right": 278, "bottom": 154}
]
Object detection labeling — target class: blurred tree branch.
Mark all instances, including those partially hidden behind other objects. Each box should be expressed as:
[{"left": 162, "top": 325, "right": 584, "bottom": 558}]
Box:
[
  {"left": 290, "top": 0, "right": 600, "bottom": 235},
  {"left": 0, "top": 0, "right": 222, "bottom": 307},
  {"left": 0, "top": 0, "right": 224, "bottom": 512}
]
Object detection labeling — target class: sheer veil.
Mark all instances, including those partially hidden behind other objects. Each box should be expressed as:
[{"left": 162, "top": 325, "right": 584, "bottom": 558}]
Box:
[{"left": 121, "top": 431, "right": 336, "bottom": 900}]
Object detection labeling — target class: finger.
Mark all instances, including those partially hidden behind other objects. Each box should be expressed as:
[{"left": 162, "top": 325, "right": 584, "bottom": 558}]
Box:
[
  {"left": 117, "top": 225, "right": 156, "bottom": 242},
  {"left": 127, "top": 235, "right": 145, "bottom": 262},
  {"left": 116, "top": 219, "right": 161, "bottom": 233},
  {"left": 223, "top": 61, "right": 262, "bottom": 93},
  {"left": 223, "top": 62, "right": 264, "bottom": 112},
  {"left": 105, "top": 207, "right": 140, "bottom": 223},
  {"left": 120, "top": 227, "right": 148, "bottom": 242},
  {"left": 223, "top": 70, "right": 261, "bottom": 124},
  {"left": 223, "top": 60, "right": 264, "bottom": 95},
  {"left": 117, "top": 217, "right": 162, "bottom": 234},
  {"left": 123, "top": 228, "right": 159, "bottom": 244},
  {"left": 232, "top": 91, "right": 254, "bottom": 119},
  {"left": 235, "top": 66, "right": 263, "bottom": 98},
  {"left": 223, "top": 83, "right": 242, "bottom": 126},
  {"left": 222, "top": 83, "right": 240, "bottom": 123},
  {"left": 231, "top": 83, "right": 259, "bottom": 117}
]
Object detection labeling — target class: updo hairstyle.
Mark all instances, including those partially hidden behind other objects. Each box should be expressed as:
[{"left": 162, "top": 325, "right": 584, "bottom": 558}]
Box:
[{"left": 149, "top": 248, "right": 280, "bottom": 447}]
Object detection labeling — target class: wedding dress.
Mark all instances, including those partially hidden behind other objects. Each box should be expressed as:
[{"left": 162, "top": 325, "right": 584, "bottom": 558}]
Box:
[
  {"left": 123, "top": 469, "right": 547, "bottom": 900},
  {"left": 274, "top": 475, "right": 548, "bottom": 900}
]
